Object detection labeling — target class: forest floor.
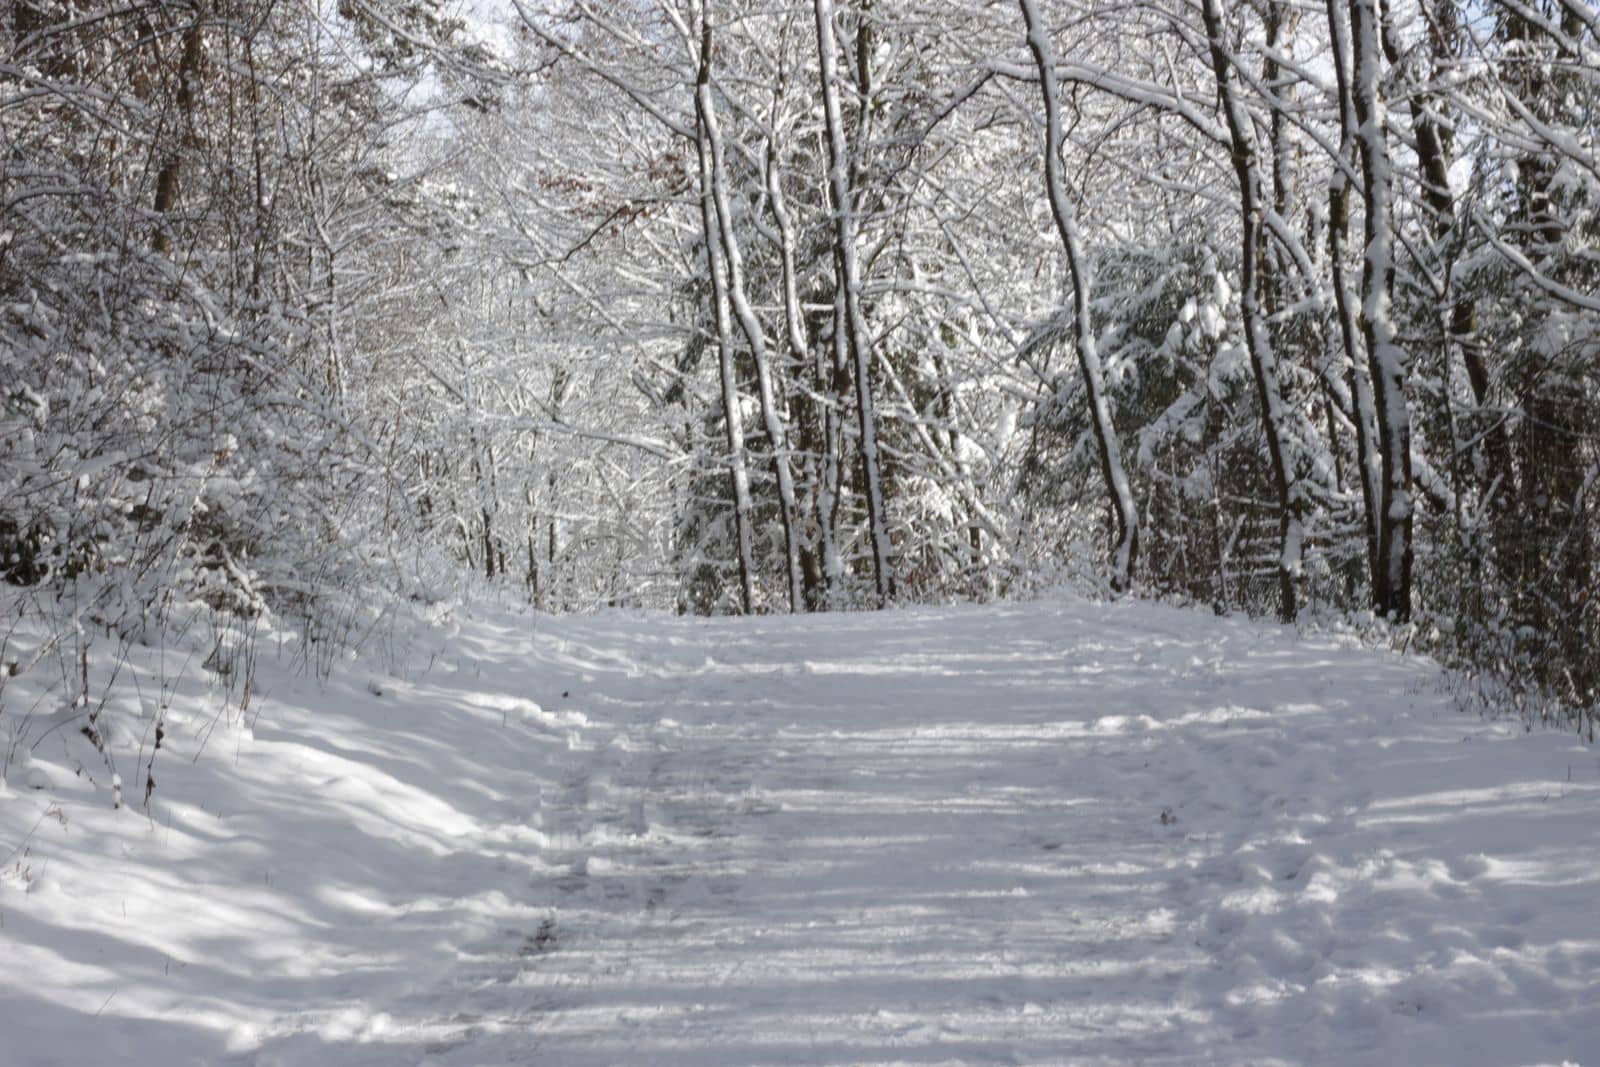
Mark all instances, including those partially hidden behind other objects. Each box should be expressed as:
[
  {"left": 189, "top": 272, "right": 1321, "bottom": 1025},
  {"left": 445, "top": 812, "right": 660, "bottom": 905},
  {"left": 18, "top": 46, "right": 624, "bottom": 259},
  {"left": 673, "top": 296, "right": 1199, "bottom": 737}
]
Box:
[{"left": 1, "top": 596, "right": 1596, "bottom": 1066}]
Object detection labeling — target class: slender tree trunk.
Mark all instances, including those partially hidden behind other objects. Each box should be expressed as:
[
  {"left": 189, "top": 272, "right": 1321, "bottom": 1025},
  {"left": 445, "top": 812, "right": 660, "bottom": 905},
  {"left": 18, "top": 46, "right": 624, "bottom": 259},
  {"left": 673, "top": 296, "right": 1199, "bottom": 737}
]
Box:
[
  {"left": 931, "top": 348, "right": 988, "bottom": 598},
  {"left": 1325, "top": 0, "right": 1385, "bottom": 603},
  {"left": 1385, "top": 5, "right": 1511, "bottom": 514},
  {"left": 696, "top": 14, "right": 803, "bottom": 613},
  {"left": 812, "top": 0, "right": 895, "bottom": 606},
  {"left": 1349, "top": 0, "right": 1414, "bottom": 619},
  {"left": 693, "top": 51, "right": 757, "bottom": 613},
  {"left": 827, "top": 291, "right": 851, "bottom": 595},
  {"left": 1264, "top": 3, "right": 1300, "bottom": 267},
  {"left": 1017, "top": 0, "right": 1139, "bottom": 591},
  {"left": 1201, "top": 0, "right": 1301, "bottom": 621},
  {"left": 765, "top": 137, "right": 840, "bottom": 610},
  {"left": 153, "top": 11, "right": 206, "bottom": 254}
]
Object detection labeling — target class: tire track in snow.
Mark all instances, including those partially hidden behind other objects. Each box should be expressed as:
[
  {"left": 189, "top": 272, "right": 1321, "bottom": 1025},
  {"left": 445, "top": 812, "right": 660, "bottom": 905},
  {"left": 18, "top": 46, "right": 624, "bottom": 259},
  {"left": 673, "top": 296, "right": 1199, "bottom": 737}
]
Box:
[
  {"left": 463, "top": 607, "right": 1222, "bottom": 1065},
  {"left": 409, "top": 602, "right": 1597, "bottom": 1066}
]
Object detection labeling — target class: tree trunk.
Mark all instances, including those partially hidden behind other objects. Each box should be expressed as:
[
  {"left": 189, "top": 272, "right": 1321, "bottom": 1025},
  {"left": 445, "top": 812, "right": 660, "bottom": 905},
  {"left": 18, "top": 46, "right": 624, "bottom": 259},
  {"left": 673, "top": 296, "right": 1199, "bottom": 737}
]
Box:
[
  {"left": 812, "top": 0, "right": 895, "bottom": 607},
  {"left": 693, "top": 54, "right": 758, "bottom": 613},
  {"left": 1201, "top": 0, "right": 1302, "bottom": 621},
  {"left": 153, "top": 11, "right": 206, "bottom": 254},
  {"left": 1390, "top": 5, "right": 1512, "bottom": 516},
  {"left": 1349, "top": 0, "right": 1414, "bottom": 620},
  {"left": 1325, "top": 0, "right": 1385, "bottom": 605},
  {"left": 1017, "top": 0, "right": 1140, "bottom": 591},
  {"left": 696, "top": 13, "right": 803, "bottom": 613},
  {"left": 765, "top": 137, "right": 840, "bottom": 610}
]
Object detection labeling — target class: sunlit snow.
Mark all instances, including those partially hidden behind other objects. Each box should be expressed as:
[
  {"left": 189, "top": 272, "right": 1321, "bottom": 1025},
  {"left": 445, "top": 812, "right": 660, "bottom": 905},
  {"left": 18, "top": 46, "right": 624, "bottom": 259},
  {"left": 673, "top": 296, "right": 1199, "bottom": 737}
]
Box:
[{"left": 2, "top": 598, "right": 1596, "bottom": 1065}]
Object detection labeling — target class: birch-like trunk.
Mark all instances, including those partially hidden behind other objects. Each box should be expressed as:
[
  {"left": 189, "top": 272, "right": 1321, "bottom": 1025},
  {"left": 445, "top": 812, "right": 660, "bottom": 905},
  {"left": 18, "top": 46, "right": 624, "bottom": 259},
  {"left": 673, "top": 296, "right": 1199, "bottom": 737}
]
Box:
[
  {"left": 812, "top": 0, "right": 895, "bottom": 607},
  {"left": 1017, "top": 0, "right": 1139, "bottom": 591},
  {"left": 694, "top": 39, "right": 757, "bottom": 614},
  {"left": 696, "top": 14, "right": 803, "bottom": 613},
  {"left": 1201, "top": 0, "right": 1302, "bottom": 621}
]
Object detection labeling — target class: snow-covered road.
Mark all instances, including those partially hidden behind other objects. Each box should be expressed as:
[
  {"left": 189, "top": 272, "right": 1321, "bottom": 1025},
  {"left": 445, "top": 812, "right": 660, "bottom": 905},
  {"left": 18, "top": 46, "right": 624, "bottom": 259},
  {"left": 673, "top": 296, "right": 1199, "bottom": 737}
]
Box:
[{"left": 3, "top": 599, "right": 1596, "bottom": 1065}]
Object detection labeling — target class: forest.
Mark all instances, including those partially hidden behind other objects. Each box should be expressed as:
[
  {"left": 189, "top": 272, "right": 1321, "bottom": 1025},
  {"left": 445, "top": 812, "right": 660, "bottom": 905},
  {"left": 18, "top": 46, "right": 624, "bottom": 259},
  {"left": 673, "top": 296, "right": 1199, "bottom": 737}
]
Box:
[{"left": 2, "top": 0, "right": 1596, "bottom": 727}]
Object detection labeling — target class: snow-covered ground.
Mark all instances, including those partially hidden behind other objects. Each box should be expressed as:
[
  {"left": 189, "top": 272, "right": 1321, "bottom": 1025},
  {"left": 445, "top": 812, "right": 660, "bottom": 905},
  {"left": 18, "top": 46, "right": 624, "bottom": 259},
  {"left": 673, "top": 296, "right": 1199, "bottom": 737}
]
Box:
[{"left": 1, "top": 598, "right": 1596, "bottom": 1066}]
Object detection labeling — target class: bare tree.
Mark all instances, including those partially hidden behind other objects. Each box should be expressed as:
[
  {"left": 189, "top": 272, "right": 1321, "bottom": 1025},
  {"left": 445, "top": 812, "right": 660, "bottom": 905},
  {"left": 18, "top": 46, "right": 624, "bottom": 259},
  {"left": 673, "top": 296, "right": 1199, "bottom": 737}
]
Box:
[
  {"left": 812, "top": 0, "right": 895, "bottom": 606},
  {"left": 1347, "top": 0, "right": 1414, "bottom": 619},
  {"left": 1200, "top": 0, "right": 1304, "bottom": 621},
  {"left": 1016, "top": 0, "right": 1139, "bottom": 591},
  {"left": 691, "top": 5, "right": 804, "bottom": 612}
]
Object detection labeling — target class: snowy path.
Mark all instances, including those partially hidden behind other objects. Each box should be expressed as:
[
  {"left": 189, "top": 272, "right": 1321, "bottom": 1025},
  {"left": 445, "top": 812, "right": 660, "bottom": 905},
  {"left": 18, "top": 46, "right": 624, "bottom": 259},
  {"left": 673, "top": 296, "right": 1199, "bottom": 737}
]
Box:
[{"left": 3, "top": 600, "right": 1597, "bottom": 1065}]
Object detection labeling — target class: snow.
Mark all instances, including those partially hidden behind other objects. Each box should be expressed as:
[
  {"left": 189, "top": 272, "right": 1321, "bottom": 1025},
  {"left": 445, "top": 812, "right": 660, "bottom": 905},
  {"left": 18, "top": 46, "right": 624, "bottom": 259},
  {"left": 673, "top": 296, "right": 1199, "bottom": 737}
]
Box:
[{"left": 2, "top": 598, "right": 1597, "bottom": 1065}]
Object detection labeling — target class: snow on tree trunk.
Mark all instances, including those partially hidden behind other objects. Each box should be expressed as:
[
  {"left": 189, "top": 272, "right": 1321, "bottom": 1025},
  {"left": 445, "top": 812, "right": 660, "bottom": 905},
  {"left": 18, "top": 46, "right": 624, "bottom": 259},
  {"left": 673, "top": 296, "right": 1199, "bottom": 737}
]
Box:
[
  {"left": 1387, "top": 5, "right": 1511, "bottom": 521},
  {"left": 694, "top": 45, "right": 757, "bottom": 615},
  {"left": 1348, "top": 0, "right": 1414, "bottom": 621},
  {"left": 765, "top": 136, "right": 841, "bottom": 612},
  {"left": 1017, "top": 0, "right": 1140, "bottom": 592},
  {"left": 812, "top": 0, "right": 895, "bottom": 607},
  {"left": 1201, "top": 0, "right": 1303, "bottom": 622},
  {"left": 696, "top": 14, "right": 803, "bottom": 614},
  {"left": 1324, "top": 0, "right": 1384, "bottom": 605}
]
